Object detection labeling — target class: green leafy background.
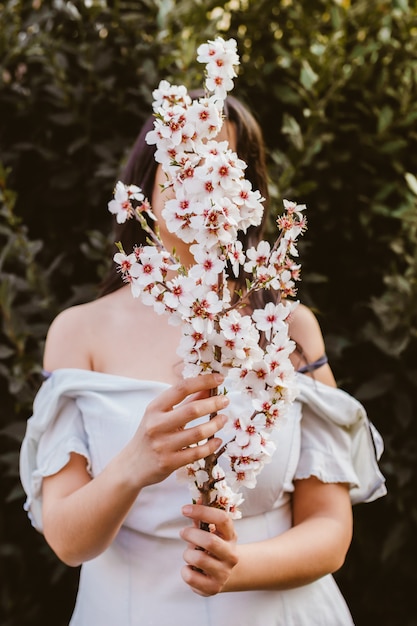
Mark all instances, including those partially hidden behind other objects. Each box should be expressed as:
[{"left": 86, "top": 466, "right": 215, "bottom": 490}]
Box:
[{"left": 1, "top": 1, "right": 416, "bottom": 624}]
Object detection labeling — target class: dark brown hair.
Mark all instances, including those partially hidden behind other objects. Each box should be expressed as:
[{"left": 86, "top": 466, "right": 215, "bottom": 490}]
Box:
[{"left": 99, "top": 93, "right": 272, "bottom": 310}]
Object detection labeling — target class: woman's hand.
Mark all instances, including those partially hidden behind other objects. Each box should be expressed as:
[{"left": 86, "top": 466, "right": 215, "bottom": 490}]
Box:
[
  {"left": 180, "top": 504, "right": 238, "bottom": 596},
  {"left": 127, "top": 373, "right": 229, "bottom": 488}
]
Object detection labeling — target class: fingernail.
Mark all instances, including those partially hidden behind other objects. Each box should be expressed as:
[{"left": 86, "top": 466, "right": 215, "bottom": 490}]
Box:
[
  {"left": 182, "top": 505, "right": 192, "bottom": 516},
  {"left": 214, "top": 373, "right": 224, "bottom": 383}
]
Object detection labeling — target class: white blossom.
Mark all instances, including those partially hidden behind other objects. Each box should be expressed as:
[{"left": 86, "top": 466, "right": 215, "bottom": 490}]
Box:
[{"left": 107, "top": 37, "right": 306, "bottom": 519}]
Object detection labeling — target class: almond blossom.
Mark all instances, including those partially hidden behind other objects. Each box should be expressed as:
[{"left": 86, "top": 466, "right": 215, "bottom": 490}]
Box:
[
  {"left": 108, "top": 181, "right": 144, "bottom": 224},
  {"left": 197, "top": 37, "right": 239, "bottom": 100},
  {"left": 252, "top": 301, "right": 292, "bottom": 341},
  {"left": 108, "top": 37, "right": 307, "bottom": 519}
]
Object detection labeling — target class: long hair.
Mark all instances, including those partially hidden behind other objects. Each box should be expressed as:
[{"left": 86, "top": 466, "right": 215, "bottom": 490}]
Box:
[{"left": 99, "top": 93, "right": 272, "bottom": 311}]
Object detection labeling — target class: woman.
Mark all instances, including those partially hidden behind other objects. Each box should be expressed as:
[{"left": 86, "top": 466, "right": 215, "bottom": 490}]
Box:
[{"left": 20, "top": 94, "right": 386, "bottom": 625}]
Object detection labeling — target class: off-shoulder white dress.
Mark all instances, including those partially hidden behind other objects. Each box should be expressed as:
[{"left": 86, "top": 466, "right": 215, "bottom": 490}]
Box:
[{"left": 19, "top": 369, "right": 386, "bottom": 626}]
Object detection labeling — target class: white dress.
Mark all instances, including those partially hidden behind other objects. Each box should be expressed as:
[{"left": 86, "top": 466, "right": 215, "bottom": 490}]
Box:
[{"left": 19, "top": 369, "right": 386, "bottom": 626}]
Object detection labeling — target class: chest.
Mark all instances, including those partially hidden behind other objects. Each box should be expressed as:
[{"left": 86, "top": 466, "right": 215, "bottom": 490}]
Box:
[{"left": 92, "top": 307, "right": 184, "bottom": 384}]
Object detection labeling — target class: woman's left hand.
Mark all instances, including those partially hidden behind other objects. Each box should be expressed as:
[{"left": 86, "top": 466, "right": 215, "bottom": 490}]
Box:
[{"left": 180, "top": 504, "right": 238, "bottom": 596}]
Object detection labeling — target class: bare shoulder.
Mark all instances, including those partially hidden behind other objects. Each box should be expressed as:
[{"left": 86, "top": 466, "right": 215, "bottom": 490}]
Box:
[
  {"left": 43, "top": 287, "right": 163, "bottom": 379},
  {"left": 288, "top": 303, "right": 325, "bottom": 345},
  {"left": 288, "top": 303, "right": 337, "bottom": 387},
  {"left": 43, "top": 299, "right": 102, "bottom": 371}
]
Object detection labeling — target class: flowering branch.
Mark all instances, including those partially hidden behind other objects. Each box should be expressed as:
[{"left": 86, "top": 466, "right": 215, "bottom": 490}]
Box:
[{"left": 108, "top": 37, "right": 307, "bottom": 519}]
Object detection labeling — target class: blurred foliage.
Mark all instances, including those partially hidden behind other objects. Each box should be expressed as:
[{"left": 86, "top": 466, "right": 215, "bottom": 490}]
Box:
[{"left": 1, "top": 0, "right": 416, "bottom": 624}]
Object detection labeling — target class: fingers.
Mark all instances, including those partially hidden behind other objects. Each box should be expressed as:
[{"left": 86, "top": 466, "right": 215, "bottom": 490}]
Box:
[
  {"left": 151, "top": 373, "right": 225, "bottom": 415},
  {"left": 181, "top": 504, "right": 237, "bottom": 543},
  {"left": 150, "top": 410, "right": 228, "bottom": 475},
  {"left": 146, "top": 374, "right": 229, "bottom": 436},
  {"left": 145, "top": 396, "right": 229, "bottom": 454},
  {"left": 180, "top": 505, "right": 238, "bottom": 596},
  {"left": 172, "top": 406, "right": 228, "bottom": 444},
  {"left": 181, "top": 561, "right": 226, "bottom": 597},
  {"left": 171, "top": 393, "right": 229, "bottom": 430}
]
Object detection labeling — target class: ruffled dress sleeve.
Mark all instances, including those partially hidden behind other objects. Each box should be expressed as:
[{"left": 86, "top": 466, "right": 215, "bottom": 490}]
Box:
[
  {"left": 295, "top": 374, "right": 386, "bottom": 505},
  {"left": 19, "top": 373, "right": 92, "bottom": 533}
]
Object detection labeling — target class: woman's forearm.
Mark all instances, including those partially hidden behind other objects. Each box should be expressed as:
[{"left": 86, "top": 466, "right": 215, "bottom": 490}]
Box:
[
  {"left": 42, "top": 445, "right": 143, "bottom": 567},
  {"left": 224, "top": 513, "right": 352, "bottom": 592}
]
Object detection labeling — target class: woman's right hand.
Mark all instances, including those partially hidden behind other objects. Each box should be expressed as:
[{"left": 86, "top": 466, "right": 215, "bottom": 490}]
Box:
[{"left": 126, "top": 372, "right": 229, "bottom": 488}]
